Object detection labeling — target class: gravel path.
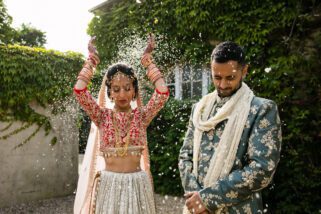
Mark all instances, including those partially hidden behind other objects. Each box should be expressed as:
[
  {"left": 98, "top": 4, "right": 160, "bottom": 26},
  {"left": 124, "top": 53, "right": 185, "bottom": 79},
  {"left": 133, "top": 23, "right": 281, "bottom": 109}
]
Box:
[{"left": 0, "top": 194, "right": 185, "bottom": 214}]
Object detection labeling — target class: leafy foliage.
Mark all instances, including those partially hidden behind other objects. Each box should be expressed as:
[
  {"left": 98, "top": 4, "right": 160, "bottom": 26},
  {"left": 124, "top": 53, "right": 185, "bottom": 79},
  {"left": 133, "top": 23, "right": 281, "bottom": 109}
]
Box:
[
  {"left": 0, "top": 0, "right": 15, "bottom": 44},
  {"left": 0, "top": 45, "right": 83, "bottom": 138},
  {"left": 148, "top": 98, "right": 193, "bottom": 195},
  {"left": 86, "top": 0, "right": 321, "bottom": 212},
  {"left": 0, "top": 0, "right": 47, "bottom": 47},
  {"left": 14, "top": 23, "right": 47, "bottom": 47}
]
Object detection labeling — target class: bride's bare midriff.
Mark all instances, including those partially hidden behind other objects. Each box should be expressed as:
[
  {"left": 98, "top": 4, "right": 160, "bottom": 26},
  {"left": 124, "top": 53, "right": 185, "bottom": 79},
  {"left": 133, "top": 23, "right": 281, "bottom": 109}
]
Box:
[{"left": 104, "top": 155, "right": 141, "bottom": 173}]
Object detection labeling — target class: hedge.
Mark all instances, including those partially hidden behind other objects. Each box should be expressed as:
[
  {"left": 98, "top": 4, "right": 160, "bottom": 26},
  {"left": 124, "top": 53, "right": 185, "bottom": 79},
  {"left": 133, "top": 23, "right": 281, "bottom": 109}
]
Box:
[{"left": 0, "top": 45, "right": 84, "bottom": 146}]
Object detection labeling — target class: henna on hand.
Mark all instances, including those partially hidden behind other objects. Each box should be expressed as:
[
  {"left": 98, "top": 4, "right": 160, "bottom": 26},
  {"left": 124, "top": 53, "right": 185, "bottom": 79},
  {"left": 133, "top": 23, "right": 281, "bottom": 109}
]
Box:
[
  {"left": 87, "top": 36, "right": 100, "bottom": 66},
  {"left": 143, "top": 33, "right": 155, "bottom": 54},
  {"left": 88, "top": 36, "right": 99, "bottom": 55}
]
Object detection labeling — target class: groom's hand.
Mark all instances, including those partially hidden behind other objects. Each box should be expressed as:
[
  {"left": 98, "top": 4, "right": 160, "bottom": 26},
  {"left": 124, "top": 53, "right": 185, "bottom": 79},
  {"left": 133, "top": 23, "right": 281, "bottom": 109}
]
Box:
[{"left": 185, "top": 191, "right": 208, "bottom": 214}]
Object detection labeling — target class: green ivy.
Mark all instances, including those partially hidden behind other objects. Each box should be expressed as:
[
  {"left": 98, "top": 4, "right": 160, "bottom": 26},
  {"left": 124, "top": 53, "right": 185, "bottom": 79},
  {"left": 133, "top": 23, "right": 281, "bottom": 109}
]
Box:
[
  {"left": 0, "top": 45, "right": 84, "bottom": 145},
  {"left": 147, "top": 98, "right": 193, "bottom": 195}
]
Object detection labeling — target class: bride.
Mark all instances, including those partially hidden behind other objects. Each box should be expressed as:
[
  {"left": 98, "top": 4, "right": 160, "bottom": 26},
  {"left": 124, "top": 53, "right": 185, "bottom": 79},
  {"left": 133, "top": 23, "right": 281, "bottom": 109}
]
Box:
[{"left": 73, "top": 34, "right": 169, "bottom": 214}]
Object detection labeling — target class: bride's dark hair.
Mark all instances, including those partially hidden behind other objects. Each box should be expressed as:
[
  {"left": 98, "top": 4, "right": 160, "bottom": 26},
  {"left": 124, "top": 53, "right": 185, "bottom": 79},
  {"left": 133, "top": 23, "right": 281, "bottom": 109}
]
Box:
[{"left": 105, "top": 63, "right": 139, "bottom": 99}]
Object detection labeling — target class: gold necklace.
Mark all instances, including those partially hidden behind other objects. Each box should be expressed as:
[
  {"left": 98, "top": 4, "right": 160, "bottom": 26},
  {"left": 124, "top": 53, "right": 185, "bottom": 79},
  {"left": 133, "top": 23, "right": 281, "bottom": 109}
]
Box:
[{"left": 112, "top": 110, "right": 133, "bottom": 156}]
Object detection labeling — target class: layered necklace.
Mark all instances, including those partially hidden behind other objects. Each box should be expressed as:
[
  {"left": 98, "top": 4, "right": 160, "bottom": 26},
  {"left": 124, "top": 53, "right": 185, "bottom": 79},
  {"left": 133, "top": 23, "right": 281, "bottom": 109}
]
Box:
[{"left": 112, "top": 108, "right": 134, "bottom": 156}]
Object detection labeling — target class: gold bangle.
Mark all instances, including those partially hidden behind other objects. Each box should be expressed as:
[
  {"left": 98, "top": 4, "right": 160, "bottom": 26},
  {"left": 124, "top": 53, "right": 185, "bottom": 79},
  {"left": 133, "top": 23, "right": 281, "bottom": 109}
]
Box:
[
  {"left": 81, "top": 67, "right": 93, "bottom": 75},
  {"left": 146, "top": 66, "right": 159, "bottom": 76},
  {"left": 78, "top": 72, "right": 91, "bottom": 80},
  {"left": 147, "top": 63, "right": 156, "bottom": 70},
  {"left": 79, "top": 69, "right": 93, "bottom": 80},
  {"left": 77, "top": 75, "right": 90, "bottom": 84},
  {"left": 145, "top": 63, "right": 163, "bottom": 84},
  {"left": 83, "top": 61, "right": 94, "bottom": 70},
  {"left": 82, "top": 66, "right": 94, "bottom": 74},
  {"left": 149, "top": 67, "right": 159, "bottom": 73},
  {"left": 88, "top": 54, "right": 100, "bottom": 65},
  {"left": 148, "top": 68, "right": 160, "bottom": 79},
  {"left": 147, "top": 70, "right": 156, "bottom": 80},
  {"left": 152, "top": 73, "right": 163, "bottom": 83},
  {"left": 151, "top": 73, "right": 160, "bottom": 82},
  {"left": 148, "top": 70, "right": 163, "bottom": 84}
]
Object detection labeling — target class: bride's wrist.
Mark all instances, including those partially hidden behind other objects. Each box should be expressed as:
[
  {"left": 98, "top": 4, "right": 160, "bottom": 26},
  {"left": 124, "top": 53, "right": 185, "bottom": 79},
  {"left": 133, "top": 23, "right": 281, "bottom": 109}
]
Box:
[
  {"left": 146, "top": 63, "right": 163, "bottom": 84},
  {"left": 77, "top": 60, "right": 95, "bottom": 84}
]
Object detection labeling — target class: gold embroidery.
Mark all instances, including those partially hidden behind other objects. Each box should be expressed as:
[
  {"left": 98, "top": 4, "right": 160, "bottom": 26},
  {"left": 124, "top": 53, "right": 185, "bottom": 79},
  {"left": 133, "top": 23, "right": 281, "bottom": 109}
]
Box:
[
  {"left": 259, "top": 118, "right": 270, "bottom": 129},
  {"left": 226, "top": 190, "right": 238, "bottom": 199}
]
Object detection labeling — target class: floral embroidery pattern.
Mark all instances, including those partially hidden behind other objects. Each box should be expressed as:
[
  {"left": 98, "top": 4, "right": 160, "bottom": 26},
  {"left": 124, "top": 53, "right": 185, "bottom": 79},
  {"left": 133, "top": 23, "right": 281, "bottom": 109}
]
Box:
[
  {"left": 74, "top": 88, "right": 168, "bottom": 150},
  {"left": 250, "top": 106, "right": 258, "bottom": 115},
  {"left": 226, "top": 190, "right": 238, "bottom": 199},
  {"left": 259, "top": 118, "right": 270, "bottom": 129},
  {"left": 242, "top": 204, "right": 252, "bottom": 214}
]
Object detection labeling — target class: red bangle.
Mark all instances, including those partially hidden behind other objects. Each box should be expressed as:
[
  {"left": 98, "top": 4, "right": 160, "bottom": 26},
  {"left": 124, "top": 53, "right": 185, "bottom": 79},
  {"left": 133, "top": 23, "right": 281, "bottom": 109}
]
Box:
[{"left": 88, "top": 53, "right": 100, "bottom": 66}]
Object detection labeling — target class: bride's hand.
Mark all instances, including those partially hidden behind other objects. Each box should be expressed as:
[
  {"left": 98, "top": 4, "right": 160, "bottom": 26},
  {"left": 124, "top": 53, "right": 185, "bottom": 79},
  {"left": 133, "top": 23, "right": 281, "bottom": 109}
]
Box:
[
  {"left": 88, "top": 36, "right": 99, "bottom": 56},
  {"left": 143, "top": 33, "right": 155, "bottom": 55},
  {"left": 87, "top": 36, "right": 100, "bottom": 66}
]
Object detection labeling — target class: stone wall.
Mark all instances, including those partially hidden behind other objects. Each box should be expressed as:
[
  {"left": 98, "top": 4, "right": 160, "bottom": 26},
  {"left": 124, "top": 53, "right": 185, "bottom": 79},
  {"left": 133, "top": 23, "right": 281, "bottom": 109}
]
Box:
[{"left": 0, "top": 99, "right": 79, "bottom": 208}]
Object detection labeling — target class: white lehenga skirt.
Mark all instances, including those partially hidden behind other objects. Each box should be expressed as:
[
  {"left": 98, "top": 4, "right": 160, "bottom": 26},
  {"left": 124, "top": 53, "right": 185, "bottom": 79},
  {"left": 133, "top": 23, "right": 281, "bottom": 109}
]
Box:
[{"left": 93, "top": 170, "right": 156, "bottom": 214}]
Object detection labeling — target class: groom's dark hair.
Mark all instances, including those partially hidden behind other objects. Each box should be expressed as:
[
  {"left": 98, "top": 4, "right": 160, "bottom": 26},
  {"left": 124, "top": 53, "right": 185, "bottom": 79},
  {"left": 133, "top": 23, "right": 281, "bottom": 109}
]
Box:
[{"left": 211, "top": 41, "right": 246, "bottom": 66}]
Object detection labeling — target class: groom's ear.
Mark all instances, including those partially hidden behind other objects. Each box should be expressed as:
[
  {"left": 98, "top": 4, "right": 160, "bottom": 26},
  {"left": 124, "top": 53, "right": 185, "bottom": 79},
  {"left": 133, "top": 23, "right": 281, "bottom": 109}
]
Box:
[{"left": 242, "top": 64, "right": 249, "bottom": 78}]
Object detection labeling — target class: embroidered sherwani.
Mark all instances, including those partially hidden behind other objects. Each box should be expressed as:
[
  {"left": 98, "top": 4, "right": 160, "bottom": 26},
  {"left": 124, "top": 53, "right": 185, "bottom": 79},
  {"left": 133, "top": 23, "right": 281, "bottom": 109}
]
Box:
[{"left": 179, "top": 95, "right": 282, "bottom": 213}]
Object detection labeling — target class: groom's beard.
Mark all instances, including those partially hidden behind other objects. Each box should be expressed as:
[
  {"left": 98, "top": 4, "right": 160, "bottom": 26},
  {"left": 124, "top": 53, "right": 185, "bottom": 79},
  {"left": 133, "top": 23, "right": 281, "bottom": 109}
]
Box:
[{"left": 217, "top": 80, "right": 243, "bottom": 98}]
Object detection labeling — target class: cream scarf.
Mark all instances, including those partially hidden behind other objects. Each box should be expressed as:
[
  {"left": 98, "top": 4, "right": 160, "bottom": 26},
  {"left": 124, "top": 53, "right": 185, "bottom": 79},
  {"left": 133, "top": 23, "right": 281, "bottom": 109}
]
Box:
[
  {"left": 192, "top": 82, "right": 254, "bottom": 188},
  {"left": 183, "top": 83, "right": 254, "bottom": 214}
]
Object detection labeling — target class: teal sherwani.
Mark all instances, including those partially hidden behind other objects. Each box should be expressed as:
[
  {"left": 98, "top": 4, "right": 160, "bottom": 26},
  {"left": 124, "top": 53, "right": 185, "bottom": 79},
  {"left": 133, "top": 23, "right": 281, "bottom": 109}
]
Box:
[{"left": 179, "top": 95, "right": 282, "bottom": 213}]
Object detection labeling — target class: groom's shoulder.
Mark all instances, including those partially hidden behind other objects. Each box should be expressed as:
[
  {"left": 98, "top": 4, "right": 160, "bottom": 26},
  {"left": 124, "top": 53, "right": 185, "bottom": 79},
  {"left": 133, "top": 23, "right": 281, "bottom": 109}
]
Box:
[
  {"left": 251, "top": 96, "right": 278, "bottom": 113},
  {"left": 252, "top": 96, "right": 277, "bottom": 106}
]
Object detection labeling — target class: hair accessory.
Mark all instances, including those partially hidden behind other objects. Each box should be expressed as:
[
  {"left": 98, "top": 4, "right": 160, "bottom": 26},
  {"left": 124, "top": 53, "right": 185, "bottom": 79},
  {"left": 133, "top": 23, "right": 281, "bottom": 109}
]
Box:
[{"left": 106, "top": 70, "right": 135, "bottom": 85}]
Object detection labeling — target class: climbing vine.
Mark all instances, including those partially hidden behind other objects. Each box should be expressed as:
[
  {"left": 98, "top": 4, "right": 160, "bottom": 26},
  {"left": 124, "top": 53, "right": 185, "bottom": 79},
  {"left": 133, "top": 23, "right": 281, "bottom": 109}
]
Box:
[{"left": 0, "top": 45, "right": 84, "bottom": 146}]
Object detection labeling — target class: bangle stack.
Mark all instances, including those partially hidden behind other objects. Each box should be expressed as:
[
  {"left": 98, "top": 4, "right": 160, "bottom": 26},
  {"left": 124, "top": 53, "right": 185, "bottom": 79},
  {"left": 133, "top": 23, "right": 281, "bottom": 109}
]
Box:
[
  {"left": 77, "top": 60, "right": 95, "bottom": 84},
  {"left": 141, "top": 53, "right": 163, "bottom": 84},
  {"left": 146, "top": 63, "right": 163, "bottom": 84},
  {"left": 77, "top": 52, "right": 100, "bottom": 85}
]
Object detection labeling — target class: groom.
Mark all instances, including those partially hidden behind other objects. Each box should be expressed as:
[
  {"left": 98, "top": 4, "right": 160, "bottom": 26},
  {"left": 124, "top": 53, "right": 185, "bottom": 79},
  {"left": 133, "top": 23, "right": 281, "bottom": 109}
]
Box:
[{"left": 179, "top": 41, "right": 282, "bottom": 214}]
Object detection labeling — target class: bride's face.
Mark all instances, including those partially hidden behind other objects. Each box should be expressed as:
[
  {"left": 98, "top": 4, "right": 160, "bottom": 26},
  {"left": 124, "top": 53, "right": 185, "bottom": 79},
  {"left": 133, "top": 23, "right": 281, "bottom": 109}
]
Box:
[{"left": 109, "top": 74, "right": 135, "bottom": 112}]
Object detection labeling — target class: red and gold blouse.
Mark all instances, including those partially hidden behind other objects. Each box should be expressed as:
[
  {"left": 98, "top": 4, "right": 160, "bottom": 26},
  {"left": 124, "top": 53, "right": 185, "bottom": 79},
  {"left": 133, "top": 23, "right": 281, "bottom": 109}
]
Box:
[{"left": 74, "top": 87, "right": 169, "bottom": 152}]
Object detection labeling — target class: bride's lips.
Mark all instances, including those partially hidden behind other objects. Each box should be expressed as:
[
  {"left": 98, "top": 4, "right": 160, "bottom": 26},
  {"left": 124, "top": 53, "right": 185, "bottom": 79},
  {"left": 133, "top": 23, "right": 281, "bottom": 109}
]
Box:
[{"left": 118, "top": 100, "right": 128, "bottom": 104}]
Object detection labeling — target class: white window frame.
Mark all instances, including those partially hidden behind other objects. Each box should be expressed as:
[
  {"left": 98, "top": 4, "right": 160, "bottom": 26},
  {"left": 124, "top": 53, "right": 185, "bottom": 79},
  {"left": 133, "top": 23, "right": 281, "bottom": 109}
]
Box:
[{"left": 170, "top": 64, "right": 210, "bottom": 100}]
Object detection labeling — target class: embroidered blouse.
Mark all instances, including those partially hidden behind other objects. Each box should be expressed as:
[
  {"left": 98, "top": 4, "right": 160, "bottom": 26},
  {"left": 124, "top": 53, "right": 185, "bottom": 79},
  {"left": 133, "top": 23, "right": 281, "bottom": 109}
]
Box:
[{"left": 74, "top": 87, "right": 169, "bottom": 152}]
